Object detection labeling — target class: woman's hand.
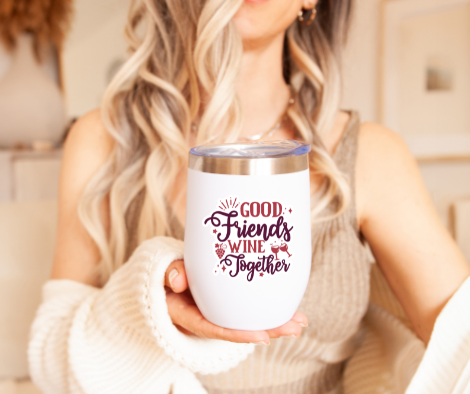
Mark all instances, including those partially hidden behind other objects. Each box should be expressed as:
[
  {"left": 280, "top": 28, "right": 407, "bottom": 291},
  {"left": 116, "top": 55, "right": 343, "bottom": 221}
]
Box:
[{"left": 164, "top": 260, "right": 308, "bottom": 345}]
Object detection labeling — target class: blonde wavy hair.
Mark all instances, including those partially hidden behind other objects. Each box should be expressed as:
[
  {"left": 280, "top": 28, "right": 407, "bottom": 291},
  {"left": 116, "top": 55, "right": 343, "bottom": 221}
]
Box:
[{"left": 79, "top": 0, "right": 354, "bottom": 284}]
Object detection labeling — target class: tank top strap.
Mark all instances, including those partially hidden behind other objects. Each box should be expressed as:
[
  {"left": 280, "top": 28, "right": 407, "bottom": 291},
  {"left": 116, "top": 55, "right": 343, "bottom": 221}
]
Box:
[
  {"left": 332, "top": 110, "right": 361, "bottom": 179},
  {"left": 326, "top": 110, "right": 362, "bottom": 232}
]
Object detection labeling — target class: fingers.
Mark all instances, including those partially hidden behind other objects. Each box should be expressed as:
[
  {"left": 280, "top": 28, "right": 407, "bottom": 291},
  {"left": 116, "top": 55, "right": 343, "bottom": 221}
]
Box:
[
  {"left": 266, "top": 320, "right": 302, "bottom": 339},
  {"left": 171, "top": 296, "right": 307, "bottom": 344},
  {"left": 265, "top": 312, "right": 308, "bottom": 339},
  {"left": 166, "top": 284, "right": 308, "bottom": 345},
  {"left": 164, "top": 259, "right": 188, "bottom": 293},
  {"left": 195, "top": 319, "right": 271, "bottom": 345},
  {"left": 196, "top": 313, "right": 308, "bottom": 344},
  {"left": 290, "top": 312, "right": 308, "bottom": 327},
  {"left": 167, "top": 290, "right": 270, "bottom": 344}
]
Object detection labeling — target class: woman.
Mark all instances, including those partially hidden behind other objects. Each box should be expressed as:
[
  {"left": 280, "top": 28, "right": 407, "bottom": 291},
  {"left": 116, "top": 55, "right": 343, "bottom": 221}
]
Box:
[{"left": 29, "top": 0, "right": 470, "bottom": 393}]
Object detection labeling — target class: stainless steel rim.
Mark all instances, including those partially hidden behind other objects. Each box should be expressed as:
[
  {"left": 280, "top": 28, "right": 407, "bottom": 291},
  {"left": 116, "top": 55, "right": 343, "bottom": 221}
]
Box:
[{"left": 188, "top": 153, "right": 309, "bottom": 175}]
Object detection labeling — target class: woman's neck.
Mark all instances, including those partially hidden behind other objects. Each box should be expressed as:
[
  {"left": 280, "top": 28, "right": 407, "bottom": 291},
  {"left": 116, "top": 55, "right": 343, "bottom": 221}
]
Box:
[{"left": 237, "top": 33, "right": 292, "bottom": 139}]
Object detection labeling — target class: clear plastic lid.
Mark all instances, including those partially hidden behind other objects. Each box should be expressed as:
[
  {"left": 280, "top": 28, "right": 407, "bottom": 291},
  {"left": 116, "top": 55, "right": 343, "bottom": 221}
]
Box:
[{"left": 189, "top": 140, "right": 311, "bottom": 159}]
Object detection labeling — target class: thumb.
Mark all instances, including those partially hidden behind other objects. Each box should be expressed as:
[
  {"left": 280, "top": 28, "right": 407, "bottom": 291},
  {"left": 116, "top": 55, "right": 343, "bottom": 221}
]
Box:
[{"left": 164, "top": 259, "right": 188, "bottom": 293}]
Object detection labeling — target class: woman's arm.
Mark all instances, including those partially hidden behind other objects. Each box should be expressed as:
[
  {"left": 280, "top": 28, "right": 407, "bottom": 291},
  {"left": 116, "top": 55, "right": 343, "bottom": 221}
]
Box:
[
  {"left": 356, "top": 122, "right": 470, "bottom": 344},
  {"left": 51, "top": 108, "right": 113, "bottom": 286}
]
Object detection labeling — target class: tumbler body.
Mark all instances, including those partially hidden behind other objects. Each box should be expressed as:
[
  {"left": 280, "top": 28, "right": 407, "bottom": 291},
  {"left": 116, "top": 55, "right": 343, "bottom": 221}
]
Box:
[{"left": 184, "top": 141, "right": 312, "bottom": 330}]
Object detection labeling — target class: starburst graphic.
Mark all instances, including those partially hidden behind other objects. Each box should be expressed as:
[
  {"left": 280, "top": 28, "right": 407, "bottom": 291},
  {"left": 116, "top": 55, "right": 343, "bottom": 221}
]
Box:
[{"left": 218, "top": 197, "right": 239, "bottom": 211}]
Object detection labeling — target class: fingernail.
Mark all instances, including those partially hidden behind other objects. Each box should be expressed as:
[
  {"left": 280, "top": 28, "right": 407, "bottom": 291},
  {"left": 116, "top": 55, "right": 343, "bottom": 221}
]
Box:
[
  {"left": 292, "top": 317, "right": 308, "bottom": 326},
  {"left": 169, "top": 269, "right": 179, "bottom": 290},
  {"left": 251, "top": 341, "right": 269, "bottom": 345}
]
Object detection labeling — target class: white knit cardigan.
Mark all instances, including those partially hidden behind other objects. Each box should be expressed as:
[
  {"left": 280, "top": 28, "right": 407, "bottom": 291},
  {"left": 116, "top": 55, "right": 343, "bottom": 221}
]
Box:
[{"left": 28, "top": 236, "right": 470, "bottom": 394}]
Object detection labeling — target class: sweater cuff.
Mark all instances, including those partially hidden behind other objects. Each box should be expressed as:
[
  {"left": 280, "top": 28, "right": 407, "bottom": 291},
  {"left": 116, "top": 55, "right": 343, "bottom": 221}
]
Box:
[
  {"left": 42, "top": 279, "right": 98, "bottom": 300},
  {"left": 137, "top": 236, "right": 254, "bottom": 375},
  {"left": 406, "top": 276, "right": 470, "bottom": 393}
]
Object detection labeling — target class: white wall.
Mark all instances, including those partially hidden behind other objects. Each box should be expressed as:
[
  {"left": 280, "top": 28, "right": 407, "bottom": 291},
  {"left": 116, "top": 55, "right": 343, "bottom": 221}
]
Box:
[
  {"left": 399, "top": 3, "right": 470, "bottom": 137},
  {"left": 420, "top": 161, "right": 470, "bottom": 227},
  {"left": 62, "top": 0, "right": 129, "bottom": 118},
  {"left": 342, "top": 0, "right": 381, "bottom": 123}
]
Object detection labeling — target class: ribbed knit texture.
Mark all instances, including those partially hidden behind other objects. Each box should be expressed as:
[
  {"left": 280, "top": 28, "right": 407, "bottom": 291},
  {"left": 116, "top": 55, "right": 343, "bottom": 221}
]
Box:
[
  {"left": 369, "top": 263, "right": 414, "bottom": 331},
  {"left": 343, "top": 302, "right": 425, "bottom": 394},
  {"left": 28, "top": 237, "right": 254, "bottom": 394},
  {"left": 406, "top": 277, "right": 470, "bottom": 394}
]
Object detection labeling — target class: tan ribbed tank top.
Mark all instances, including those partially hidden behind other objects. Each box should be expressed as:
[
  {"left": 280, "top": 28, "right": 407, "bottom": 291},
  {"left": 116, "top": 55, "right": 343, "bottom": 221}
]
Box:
[{"left": 126, "top": 110, "right": 372, "bottom": 394}]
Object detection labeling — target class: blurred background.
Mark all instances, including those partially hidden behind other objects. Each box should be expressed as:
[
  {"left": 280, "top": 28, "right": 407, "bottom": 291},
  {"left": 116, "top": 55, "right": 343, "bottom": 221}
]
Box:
[{"left": 1, "top": 0, "right": 469, "bottom": 392}]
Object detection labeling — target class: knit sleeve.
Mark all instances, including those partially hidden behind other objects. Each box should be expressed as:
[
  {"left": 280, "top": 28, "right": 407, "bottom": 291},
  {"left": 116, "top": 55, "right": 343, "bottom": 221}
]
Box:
[
  {"left": 405, "top": 275, "right": 470, "bottom": 394},
  {"left": 28, "top": 236, "right": 254, "bottom": 394}
]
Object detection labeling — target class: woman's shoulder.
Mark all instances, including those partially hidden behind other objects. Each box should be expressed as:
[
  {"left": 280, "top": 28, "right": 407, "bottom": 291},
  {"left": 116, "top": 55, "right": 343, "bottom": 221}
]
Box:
[
  {"left": 64, "top": 108, "right": 114, "bottom": 156},
  {"left": 356, "top": 120, "right": 413, "bottom": 171},
  {"left": 62, "top": 108, "right": 115, "bottom": 178},
  {"left": 59, "top": 108, "right": 115, "bottom": 210},
  {"left": 355, "top": 120, "right": 422, "bottom": 225}
]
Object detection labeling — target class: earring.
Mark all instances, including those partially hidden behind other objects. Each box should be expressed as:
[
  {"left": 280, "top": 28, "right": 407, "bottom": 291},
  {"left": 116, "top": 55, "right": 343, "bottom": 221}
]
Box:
[{"left": 298, "top": 7, "right": 317, "bottom": 26}]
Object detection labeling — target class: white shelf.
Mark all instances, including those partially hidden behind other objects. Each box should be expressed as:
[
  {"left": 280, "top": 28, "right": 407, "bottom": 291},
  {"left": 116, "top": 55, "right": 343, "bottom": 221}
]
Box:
[{"left": 0, "top": 149, "right": 62, "bottom": 201}]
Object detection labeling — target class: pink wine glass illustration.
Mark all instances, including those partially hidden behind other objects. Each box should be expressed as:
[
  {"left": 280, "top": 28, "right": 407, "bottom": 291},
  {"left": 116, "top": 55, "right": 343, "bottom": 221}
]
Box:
[
  {"left": 271, "top": 243, "right": 280, "bottom": 260},
  {"left": 280, "top": 243, "right": 292, "bottom": 258}
]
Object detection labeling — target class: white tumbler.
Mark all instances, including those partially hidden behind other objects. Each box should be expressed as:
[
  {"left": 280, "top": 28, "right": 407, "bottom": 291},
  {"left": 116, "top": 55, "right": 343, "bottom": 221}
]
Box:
[{"left": 184, "top": 140, "right": 312, "bottom": 331}]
